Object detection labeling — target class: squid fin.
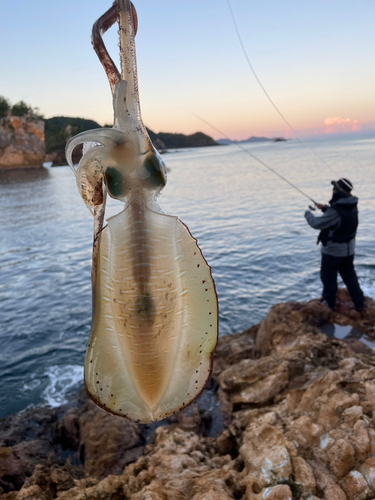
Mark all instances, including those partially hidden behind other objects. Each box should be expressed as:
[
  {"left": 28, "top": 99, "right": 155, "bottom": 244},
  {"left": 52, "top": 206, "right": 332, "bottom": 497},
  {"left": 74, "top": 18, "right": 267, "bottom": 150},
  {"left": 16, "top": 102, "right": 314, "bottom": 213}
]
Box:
[{"left": 84, "top": 206, "right": 218, "bottom": 423}]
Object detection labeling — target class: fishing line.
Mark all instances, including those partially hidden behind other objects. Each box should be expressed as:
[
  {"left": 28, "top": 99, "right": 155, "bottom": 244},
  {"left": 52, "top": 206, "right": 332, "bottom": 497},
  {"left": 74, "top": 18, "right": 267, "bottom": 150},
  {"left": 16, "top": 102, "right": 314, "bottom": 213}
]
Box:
[
  {"left": 225, "top": 0, "right": 346, "bottom": 183},
  {"left": 193, "top": 113, "right": 317, "bottom": 205}
]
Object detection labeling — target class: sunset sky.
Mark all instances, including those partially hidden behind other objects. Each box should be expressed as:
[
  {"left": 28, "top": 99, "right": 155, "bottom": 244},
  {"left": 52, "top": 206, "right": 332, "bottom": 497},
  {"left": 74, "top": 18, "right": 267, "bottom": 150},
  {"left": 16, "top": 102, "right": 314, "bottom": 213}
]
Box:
[{"left": 1, "top": 0, "right": 374, "bottom": 140}]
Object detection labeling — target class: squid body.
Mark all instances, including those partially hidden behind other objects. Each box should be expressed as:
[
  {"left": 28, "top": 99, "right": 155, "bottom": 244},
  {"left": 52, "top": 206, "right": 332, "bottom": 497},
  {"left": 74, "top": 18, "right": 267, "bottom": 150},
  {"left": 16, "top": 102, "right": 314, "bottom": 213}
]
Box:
[{"left": 65, "top": 0, "right": 218, "bottom": 423}]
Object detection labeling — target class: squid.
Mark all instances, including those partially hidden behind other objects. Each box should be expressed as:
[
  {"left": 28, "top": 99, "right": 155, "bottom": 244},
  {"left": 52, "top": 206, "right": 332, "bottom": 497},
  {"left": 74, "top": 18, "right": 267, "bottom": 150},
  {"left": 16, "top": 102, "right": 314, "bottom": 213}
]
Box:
[{"left": 65, "top": 0, "right": 218, "bottom": 423}]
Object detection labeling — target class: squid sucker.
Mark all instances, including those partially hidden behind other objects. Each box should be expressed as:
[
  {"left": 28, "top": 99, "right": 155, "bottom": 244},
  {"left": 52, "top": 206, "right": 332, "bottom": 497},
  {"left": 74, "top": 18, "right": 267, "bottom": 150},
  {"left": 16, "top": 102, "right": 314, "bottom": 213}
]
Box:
[{"left": 65, "top": 0, "right": 218, "bottom": 423}]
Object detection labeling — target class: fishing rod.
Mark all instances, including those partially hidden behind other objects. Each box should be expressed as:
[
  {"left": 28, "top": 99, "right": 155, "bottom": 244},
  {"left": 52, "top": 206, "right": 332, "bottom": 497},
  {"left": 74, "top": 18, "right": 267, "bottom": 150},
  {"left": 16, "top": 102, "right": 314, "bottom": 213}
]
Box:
[
  {"left": 193, "top": 113, "right": 317, "bottom": 207},
  {"left": 225, "top": 0, "right": 353, "bottom": 194}
]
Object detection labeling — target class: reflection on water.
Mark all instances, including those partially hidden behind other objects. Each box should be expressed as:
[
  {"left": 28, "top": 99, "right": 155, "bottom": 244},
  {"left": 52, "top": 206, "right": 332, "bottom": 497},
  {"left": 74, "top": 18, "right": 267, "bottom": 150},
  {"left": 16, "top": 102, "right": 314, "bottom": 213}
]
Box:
[
  {"left": 1, "top": 137, "right": 375, "bottom": 417},
  {"left": 0, "top": 166, "right": 50, "bottom": 184},
  {"left": 321, "top": 323, "right": 375, "bottom": 350}
]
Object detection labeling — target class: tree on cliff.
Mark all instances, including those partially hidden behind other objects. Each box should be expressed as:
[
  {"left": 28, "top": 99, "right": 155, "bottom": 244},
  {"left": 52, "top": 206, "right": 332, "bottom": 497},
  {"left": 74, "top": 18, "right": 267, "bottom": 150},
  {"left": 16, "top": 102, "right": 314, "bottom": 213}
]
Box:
[
  {"left": 11, "top": 100, "right": 33, "bottom": 117},
  {"left": 0, "top": 95, "right": 43, "bottom": 120},
  {"left": 44, "top": 116, "right": 102, "bottom": 155},
  {"left": 0, "top": 96, "right": 10, "bottom": 118}
]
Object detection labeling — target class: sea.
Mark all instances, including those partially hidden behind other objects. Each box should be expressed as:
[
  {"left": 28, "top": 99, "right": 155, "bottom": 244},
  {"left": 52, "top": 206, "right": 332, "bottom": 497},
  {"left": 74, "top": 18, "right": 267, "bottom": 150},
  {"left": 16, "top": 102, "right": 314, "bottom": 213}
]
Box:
[{"left": 1, "top": 135, "right": 374, "bottom": 418}]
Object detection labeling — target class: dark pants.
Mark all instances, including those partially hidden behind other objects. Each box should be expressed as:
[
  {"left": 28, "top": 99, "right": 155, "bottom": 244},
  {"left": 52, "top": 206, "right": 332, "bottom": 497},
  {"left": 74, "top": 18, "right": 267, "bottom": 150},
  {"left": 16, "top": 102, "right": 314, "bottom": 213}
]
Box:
[{"left": 321, "top": 253, "right": 364, "bottom": 310}]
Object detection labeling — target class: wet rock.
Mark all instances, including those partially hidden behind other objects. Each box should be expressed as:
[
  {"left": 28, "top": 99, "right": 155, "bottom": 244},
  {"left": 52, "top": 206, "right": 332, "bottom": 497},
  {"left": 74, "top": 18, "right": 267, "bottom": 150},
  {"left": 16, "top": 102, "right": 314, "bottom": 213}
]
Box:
[
  {"left": 0, "top": 447, "right": 27, "bottom": 492},
  {"left": 342, "top": 338, "right": 373, "bottom": 355},
  {"left": 333, "top": 289, "right": 375, "bottom": 337},
  {"left": 0, "top": 406, "right": 62, "bottom": 493},
  {"left": 213, "top": 325, "right": 258, "bottom": 378},
  {"left": 0, "top": 391, "right": 143, "bottom": 496}
]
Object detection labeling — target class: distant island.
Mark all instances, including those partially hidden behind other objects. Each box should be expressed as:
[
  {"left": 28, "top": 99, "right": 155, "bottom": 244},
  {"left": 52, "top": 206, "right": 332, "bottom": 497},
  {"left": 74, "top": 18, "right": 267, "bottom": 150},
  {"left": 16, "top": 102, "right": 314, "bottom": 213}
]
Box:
[{"left": 217, "top": 136, "right": 287, "bottom": 145}]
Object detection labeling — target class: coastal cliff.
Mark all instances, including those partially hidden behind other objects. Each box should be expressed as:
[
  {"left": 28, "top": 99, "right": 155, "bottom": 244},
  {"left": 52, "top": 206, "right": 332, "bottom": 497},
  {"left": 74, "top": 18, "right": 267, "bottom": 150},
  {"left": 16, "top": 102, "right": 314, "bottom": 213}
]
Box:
[
  {"left": 1, "top": 290, "right": 375, "bottom": 500},
  {"left": 0, "top": 116, "right": 45, "bottom": 170}
]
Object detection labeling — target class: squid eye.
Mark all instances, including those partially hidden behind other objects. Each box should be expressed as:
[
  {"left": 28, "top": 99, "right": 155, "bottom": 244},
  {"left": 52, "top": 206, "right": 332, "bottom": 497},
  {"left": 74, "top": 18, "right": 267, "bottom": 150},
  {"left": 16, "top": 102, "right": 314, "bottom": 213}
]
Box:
[
  {"left": 143, "top": 155, "right": 166, "bottom": 187},
  {"left": 104, "top": 167, "right": 127, "bottom": 198}
]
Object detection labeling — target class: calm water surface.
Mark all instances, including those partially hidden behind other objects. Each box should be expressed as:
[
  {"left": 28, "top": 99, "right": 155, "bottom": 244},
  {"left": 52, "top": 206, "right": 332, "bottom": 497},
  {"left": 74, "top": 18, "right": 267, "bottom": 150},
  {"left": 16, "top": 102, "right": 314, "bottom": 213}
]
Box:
[{"left": 1, "top": 136, "right": 374, "bottom": 417}]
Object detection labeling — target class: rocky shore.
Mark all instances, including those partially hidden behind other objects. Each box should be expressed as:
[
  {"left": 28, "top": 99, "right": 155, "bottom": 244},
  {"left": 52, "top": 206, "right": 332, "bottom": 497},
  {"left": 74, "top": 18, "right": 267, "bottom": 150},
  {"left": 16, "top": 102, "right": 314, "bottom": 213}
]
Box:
[
  {"left": 0, "top": 116, "right": 44, "bottom": 170},
  {"left": 1, "top": 289, "right": 375, "bottom": 500}
]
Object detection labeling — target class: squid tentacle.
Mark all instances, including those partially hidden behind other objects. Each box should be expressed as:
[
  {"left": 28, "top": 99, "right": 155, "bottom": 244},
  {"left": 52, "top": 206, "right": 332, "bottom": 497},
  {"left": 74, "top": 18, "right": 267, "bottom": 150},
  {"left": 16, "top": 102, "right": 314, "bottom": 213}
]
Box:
[
  {"left": 92, "top": 0, "right": 138, "bottom": 94},
  {"left": 76, "top": 146, "right": 110, "bottom": 207},
  {"left": 66, "top": 128, "right": 125, "bottom": 174},
  {"left": 92, "top": 2, "right": 120, "bottom": 94}
]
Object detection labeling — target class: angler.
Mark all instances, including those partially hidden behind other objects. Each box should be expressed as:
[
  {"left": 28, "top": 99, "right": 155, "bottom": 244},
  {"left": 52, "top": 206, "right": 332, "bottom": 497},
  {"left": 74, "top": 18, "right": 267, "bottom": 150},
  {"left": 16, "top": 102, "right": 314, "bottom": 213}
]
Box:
[{"left": 304, "top": 178, "right": 365, "bottom": 312}]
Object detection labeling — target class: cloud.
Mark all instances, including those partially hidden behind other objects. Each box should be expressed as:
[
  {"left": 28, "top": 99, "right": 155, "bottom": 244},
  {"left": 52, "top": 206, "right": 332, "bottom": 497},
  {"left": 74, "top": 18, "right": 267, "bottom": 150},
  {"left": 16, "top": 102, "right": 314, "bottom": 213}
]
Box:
[
  {"left": 362, "top": 121, "right": 375, "bottom": 132},
  {"left": 262, "top": 117, "right": 375, "bottom": 140},
  {"left": 323, "top": 116, "right": 360, "bottom": 134}
]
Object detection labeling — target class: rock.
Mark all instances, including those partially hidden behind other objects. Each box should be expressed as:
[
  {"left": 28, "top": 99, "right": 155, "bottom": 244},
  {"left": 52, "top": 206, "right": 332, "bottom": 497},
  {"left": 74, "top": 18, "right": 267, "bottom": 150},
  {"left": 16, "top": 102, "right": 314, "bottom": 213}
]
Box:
[
  {"left": 0, "top": 390, "right": 143, "bottom": 496},
  {"left": 0, "top": 407, "right": 62, "bottom": 492},
  {"left": 260, "top": 485, "right": 293, "bottom": 500},
  {"left": 335, "top": 289, "right": 375, "bottom": 337},
  {"left": 0, "top": 447, "right": 27, "bottom": 492},
  {"left": 340, "top": 470, "right": 370, "bottom": 500},
  {"left": 78, "top": 399, "right": 144, "bottom": 478},
  {"left": 212, "top": 325, "right": 258, "bottom": 378},
  {"left": 323, "top": 484, "right": 346, "bottom": 500},
  {"left": 291, "top": 456, "right": 316, "bottom": 495},
  {"left": 14, "top": 462, "right": 80, "bottom": 500},
  {"left": 218, "top": 356, "right": 289, "bottom": 407},
  {"left": 255, "top": 293, "right": 375, "bottom": 356},
  {"left": 0, "top": 116, "right": 44, "bottom": 169},
  {"left": 240, "top": 416, "right": 293, "bottom": 491},
  {"left": 325, "top": 438, "right": 356, "bottom": 479},
  {"left": 121, "top": 426, "right": 237, "bottom": 500},
  {"left": 359, "top": 457, "right": 375, "bottom": 488},
  {"left": 15, "top": 484, "right": 47, "bottom": 500},
  {"left": 2, "top": 291, "right": 375, "bottom": 499},
  {"left": 342, "top": 338, "right": 373, "bottom": 355}
]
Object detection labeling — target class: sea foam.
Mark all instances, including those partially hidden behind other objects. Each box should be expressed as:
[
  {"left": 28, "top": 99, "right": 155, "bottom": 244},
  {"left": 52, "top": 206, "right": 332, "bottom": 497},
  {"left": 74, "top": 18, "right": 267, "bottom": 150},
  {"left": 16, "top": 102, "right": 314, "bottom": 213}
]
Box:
[{"left": 41, "top": 365, "right": 84, "bottom": 407}]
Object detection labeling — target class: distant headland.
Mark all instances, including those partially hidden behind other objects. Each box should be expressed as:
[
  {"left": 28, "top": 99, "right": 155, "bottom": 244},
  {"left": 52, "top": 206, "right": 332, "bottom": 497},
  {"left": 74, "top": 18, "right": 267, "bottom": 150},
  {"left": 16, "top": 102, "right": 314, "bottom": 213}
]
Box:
[
  {"left": 44, "top": 117, "right": 220, "bottom": 166},
  {"left": 217, "top": 136, "right": 287, "bottom": 145}
]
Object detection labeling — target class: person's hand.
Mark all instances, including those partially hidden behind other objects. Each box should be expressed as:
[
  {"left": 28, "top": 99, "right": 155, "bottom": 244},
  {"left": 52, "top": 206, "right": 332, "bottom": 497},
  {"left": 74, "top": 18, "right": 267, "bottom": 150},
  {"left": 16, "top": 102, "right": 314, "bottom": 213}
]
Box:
[{"left": 315, "top": 203, "right": 325, "bottom": 210}]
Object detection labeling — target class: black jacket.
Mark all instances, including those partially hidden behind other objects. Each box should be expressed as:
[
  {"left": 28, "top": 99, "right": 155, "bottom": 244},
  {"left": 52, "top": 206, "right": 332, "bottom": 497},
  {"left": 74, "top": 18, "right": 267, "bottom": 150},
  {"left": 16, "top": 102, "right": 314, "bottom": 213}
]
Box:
[
  {"left": 305, "top": 195, "right": 358, "bottom": 257},
  {"left": 318, "top": 197, "right": 358, "bottom": 246}
]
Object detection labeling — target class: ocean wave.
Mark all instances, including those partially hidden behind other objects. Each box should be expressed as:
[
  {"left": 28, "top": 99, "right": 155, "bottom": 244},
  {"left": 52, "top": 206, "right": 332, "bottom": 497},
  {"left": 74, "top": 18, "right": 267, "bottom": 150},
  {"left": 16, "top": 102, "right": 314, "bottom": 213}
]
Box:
[{"left": 41, "top": 365, "right": 84, "bottom": 407}]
